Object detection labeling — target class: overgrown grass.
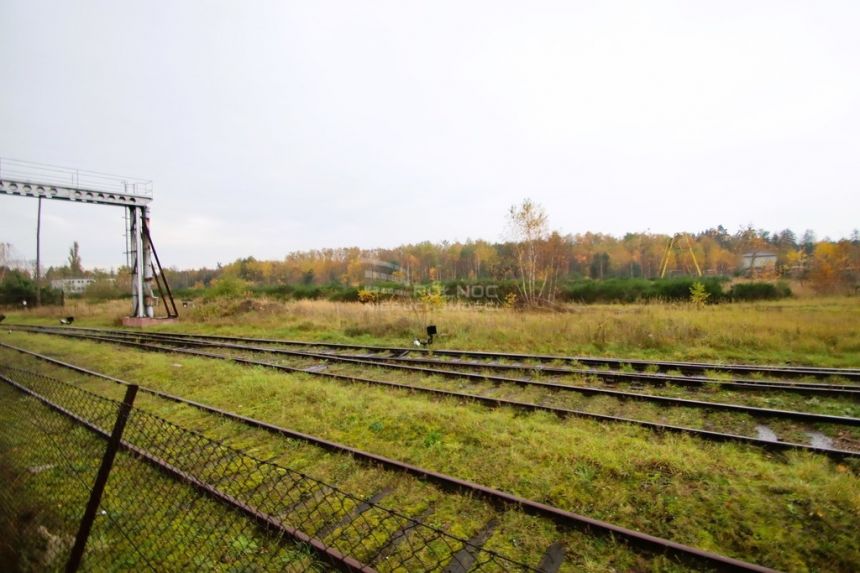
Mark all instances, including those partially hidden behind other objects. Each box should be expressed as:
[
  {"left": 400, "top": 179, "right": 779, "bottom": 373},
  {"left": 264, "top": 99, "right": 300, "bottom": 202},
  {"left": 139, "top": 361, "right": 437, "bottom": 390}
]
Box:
[
  {"left": 2, "top": 329, "right": 859, "bottom": 572},
  {"left": 9, "top": 296, "right": 860, "bottom": 367},
  {"left": 0, "top": 343, "right": 674, "bottom": 572}
]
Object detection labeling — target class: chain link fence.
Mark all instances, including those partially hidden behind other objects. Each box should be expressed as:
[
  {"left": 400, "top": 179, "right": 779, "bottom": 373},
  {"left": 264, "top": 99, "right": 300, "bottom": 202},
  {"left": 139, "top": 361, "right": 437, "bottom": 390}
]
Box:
[{"left": 0, "top": 366, "right": 536, "bottom": 572}]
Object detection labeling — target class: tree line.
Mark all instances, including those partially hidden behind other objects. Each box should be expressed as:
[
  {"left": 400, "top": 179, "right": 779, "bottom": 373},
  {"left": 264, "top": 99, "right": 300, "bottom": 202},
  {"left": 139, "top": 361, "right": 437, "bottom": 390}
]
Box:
[
  {"left": 162, "top": 206, "right": 858, "bottom": 298},
  {"left": 3, "top": 200, "right": 859, "bottom": 306}
]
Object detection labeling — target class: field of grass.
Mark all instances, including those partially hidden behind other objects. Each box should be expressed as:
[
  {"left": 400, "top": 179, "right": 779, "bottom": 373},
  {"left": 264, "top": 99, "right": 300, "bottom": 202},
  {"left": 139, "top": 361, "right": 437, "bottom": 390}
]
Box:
[
  {"left": 1, "top": 296, "right": 859, "bottom": 571},
  {"left": 13, "top": 295, "right": 859, "bottom": 365}
]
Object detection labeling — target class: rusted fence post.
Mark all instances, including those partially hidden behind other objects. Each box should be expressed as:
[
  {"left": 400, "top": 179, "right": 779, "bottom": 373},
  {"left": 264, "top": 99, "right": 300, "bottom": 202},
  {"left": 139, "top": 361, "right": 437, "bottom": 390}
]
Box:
[{"left": 65, "top": 384, "right": 138, "bottom": 572}]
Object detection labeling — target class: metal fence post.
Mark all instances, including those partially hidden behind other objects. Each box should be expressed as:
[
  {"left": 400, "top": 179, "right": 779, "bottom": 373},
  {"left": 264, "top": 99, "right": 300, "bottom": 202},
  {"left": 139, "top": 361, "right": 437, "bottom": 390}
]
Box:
[{"left": 65, "top": 384, "right": 139, "bottom": 573}]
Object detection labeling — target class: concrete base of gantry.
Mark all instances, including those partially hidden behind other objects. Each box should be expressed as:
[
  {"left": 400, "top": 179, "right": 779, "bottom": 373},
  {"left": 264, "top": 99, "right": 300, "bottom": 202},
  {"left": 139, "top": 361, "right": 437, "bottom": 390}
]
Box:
[{"left": 121, "top": 317, "right": 178, "bottom": 328}]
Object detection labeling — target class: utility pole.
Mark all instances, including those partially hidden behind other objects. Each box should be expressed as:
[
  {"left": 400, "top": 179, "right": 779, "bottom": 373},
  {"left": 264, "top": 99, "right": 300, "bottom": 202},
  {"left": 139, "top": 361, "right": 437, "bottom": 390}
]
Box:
[{"left": 35, "top": 197, "right": 42, "bottom": 307}]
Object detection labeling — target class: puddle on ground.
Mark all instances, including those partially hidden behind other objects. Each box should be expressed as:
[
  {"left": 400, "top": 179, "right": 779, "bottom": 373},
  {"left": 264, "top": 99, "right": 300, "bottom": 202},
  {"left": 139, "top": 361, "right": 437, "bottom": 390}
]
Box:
[
  {"left": 807, "top": 431, "right": 833, "bottom": 449},
  {"left": 755, "top": 425, "right": 779, "bottom": 442}
]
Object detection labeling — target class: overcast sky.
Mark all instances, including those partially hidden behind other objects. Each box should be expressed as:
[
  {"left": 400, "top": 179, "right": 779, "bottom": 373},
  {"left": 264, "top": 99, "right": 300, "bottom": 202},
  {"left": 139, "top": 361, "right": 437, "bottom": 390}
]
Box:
[{"left": 2, "top": 1, "right": 858, "bottom": 270}]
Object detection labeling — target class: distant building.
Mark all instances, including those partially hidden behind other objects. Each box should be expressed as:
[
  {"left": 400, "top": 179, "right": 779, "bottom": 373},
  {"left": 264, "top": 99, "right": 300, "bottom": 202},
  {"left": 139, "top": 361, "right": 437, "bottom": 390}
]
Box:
[
  {"left": 51, "top": 277, "right": 96, "bottom": 294},
  {"left": 362, "top": 258, "right": 405, "bottom": 283},
  {"left": 740, "top": 252, "right": 778, "bottom": 274}
]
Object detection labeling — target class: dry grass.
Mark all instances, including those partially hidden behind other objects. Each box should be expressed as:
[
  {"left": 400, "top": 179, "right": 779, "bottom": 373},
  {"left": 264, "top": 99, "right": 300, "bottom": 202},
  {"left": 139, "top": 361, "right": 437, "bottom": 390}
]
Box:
[
  {"left": 96, "top": 296, "right": 860, "bottom": 366},
  {"left": 11, "top": 295, "right": 859, "bottom": 369}
]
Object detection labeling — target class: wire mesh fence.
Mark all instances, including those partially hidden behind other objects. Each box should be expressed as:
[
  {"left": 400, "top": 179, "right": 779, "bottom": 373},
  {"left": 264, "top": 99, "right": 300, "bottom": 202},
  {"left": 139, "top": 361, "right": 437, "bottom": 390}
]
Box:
[{"left": 0, "top": 366, "right": 536, "bottom": 572}]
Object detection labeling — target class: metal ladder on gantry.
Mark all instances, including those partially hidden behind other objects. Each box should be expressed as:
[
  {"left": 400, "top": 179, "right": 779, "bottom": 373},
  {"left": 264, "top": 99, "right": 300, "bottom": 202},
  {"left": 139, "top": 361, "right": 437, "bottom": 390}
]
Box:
[{"left": 0, "top": 158, "right": 178, "bottom": 319}]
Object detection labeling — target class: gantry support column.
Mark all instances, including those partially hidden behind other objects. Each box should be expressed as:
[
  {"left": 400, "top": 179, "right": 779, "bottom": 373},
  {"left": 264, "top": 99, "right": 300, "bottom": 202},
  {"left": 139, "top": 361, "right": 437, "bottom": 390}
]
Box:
[{"left": 128, "top": 206, "right": 155, "bottom": 318}]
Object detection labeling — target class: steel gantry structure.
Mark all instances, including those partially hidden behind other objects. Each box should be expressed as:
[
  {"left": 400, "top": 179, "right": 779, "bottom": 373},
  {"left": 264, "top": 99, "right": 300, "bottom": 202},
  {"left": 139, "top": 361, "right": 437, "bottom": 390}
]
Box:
[{"left": 0, "top": 158, "right": 177, "bottom": 320}]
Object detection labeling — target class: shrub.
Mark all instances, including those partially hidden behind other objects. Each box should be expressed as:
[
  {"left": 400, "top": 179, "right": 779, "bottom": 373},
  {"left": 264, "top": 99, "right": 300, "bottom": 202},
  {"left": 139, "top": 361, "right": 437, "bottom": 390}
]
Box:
[
  {"left": 83, "top": 279, "right": 126, "bottom": 301},
  {"left": 203, "top": 276, "right": 250, "bottom": 300},
  {"left": 728, "top": 281, "right": 792, "bottom": 301},
  {"left": 248, "top": 283, "right": 359, "bottom": 302},
  {"left": 560, "top": 277, "right": 727, "bottom": 304},
  {"left": 689, "top": 282, "right": 711, "bottom": 306},
  {"left": 328, "top": 287, "right": 360, "bottom": 302},
  {"left": 0, "top": 270, "right": 63, "bottom": 306}
]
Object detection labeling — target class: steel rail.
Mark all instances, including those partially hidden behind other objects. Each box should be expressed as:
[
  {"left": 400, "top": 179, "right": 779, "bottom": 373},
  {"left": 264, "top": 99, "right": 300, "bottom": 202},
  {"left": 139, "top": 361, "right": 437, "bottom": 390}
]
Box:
[
  {"left": 29, "top": 327, "right": 859, "bottom": 428},
  {"left": 107, "top": 330, "right": 860, "bottom": 398},
  {"left": 144, "top": 329, "right": 860, "bottom": 378},
  {"left": 319, "top": 354, "right": 860, "bottom": 396},
  {"left": 0, "top": 372, "right": 374, "bottom": 573},
  {"left": 0, "top": 347, "right": 781, "bottom": 572},
  {"left": 17, "top": 324, "right": 860, "bottom": 380},
  {"left": 3, "top": 337, "right": 857, "bottom": 462}
]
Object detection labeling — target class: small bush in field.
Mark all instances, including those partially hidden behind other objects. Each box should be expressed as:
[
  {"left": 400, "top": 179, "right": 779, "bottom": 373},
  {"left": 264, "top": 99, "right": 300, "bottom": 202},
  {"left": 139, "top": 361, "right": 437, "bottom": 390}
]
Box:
[
  {"left": 729, "top": 281, "right": 792, "bottom": 301},
  {"left": 204, "top": 276, "right": 250, "bottom": 300},
  {"left": 689, "top": 281, "right": 711, "bottom": 307}
]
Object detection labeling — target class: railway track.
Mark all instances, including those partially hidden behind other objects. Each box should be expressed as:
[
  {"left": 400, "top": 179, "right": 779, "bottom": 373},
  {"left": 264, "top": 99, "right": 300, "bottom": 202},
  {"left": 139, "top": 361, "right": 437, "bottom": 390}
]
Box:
[
  {"left": 4, "top": 326, "right": 860, "bottom": 459},
  {"left": 16, "top": 324, "right": 860, "bottom": 382},
  {"left": 0, "top": 344, "right": 783, "bottom": 573},
  {"left": 126, "top": 332, "right": 860, "bottom": 399}
]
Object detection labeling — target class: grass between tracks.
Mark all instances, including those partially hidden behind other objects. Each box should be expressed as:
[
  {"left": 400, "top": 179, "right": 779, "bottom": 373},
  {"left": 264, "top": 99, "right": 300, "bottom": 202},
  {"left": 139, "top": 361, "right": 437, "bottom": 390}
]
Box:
[
  {"left": 234, "top": 351, "right": 860, "bottom": 449},
  {"left": 1, "top": 324, "right": 859, "bottom": 572}
]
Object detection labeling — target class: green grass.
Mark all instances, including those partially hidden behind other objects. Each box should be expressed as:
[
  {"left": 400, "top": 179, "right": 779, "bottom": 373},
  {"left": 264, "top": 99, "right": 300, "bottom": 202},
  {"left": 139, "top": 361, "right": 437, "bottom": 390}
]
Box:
[
  {"left": 241, "top": 351, "right": 860, "bottom": 448},
  {"left": 0, "top": 383, "right": 321, "bottom": 572},
  {"left": 2, "top": 323, "right": 859, "bottom": 572}
]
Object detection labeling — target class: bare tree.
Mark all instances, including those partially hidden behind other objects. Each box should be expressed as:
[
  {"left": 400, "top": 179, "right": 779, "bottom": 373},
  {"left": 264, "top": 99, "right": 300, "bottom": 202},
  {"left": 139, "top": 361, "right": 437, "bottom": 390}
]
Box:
[
  {"left": 68, "top": 241, "right": 83, "bottom": 275},
  {"left": 0, "top": 243, "right": 31, "bottom": 279},
  {"left": 507, "top": 199, "right": 549, "bottom": 306}
]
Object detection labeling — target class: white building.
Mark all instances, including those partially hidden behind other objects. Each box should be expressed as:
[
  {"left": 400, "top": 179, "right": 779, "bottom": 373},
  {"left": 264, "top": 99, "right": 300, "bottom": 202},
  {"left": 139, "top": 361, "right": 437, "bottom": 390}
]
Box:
[
  {"left": 740, "top": 252, "right": 778, "bottom": 273},
  {"left": 51, "top": 277, "right": 96, "bottom": 294}
]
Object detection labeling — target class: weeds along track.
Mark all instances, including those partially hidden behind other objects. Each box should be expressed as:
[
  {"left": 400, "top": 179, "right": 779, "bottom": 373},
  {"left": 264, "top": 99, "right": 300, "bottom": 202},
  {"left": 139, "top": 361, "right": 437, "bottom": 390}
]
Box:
[
  {"left": 7, "top": 325, "right": 860, "bottom": 458},
  {"left": 0, "top": 349, "right": 781, "bottom": 573},
  {"left": 16, "top": 325, "right": 860, "bottom": 381},
  {"left": 18, "top": 325, "right": 860, "bottom": 389}
]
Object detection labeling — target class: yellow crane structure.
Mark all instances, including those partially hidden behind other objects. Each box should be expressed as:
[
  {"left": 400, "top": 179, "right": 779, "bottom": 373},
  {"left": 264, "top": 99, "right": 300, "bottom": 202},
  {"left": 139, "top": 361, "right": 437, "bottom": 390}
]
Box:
[{"left": 659, "top": 233, "right": 703, "bottom": 278}]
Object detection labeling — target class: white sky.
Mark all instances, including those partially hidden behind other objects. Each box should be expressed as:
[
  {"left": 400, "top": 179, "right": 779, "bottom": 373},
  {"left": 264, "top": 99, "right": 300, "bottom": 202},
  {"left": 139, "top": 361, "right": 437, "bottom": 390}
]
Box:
[{"left": 1, "top": 1, "right": 858, "bottom": 269}]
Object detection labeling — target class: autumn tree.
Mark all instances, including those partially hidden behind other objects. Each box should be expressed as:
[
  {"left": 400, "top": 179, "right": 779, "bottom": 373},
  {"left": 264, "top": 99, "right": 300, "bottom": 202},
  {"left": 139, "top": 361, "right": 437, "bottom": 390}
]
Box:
[
  {"left": 163, "top": 223, "right": 860, "bottom": 293},
  {"left": 471, "top": 240, "right": 499, "bottom": 279},
  {"left": 810, "top": 241, "right": 855, "bottom": 293},
  {"left": 541, "top": 232, "right": 569, "bottom": 301},
  {"left": 507, "top": 198, "right": 551, "bottom": 306}
]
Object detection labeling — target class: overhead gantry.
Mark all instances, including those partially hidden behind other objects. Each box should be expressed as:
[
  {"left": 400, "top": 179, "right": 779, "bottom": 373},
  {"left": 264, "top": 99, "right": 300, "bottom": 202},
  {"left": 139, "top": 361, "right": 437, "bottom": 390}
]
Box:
[{"left": 0, "top": 158, "right": 177, "bottom": 320}]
